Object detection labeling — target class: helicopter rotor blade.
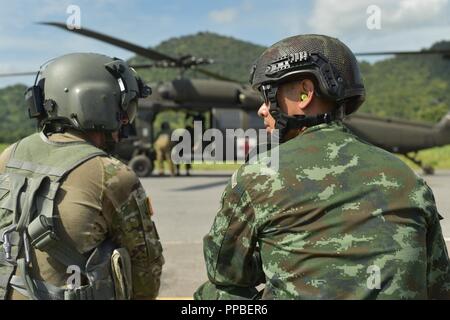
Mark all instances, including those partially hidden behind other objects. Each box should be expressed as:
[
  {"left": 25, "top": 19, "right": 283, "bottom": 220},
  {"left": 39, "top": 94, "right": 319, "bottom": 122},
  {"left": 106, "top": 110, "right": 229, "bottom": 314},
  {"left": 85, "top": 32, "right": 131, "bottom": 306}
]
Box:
[
  {"left": 194, "top": 67, "right": 239, "bottom": 82},
  {"left": 39, "top": 21, "right": 179, "bottom": 63},
  {"left": 355, "top": 49, "right": 450, "bottom": 56},
  {"left": 130, "top": 63, "right": 156, "bottom": 69},
  {"left": 130, "top": 61, "right": 180, "bottom": 69},
  {"left": 0, "top": 71, "right": 37, "bottom": 78}
]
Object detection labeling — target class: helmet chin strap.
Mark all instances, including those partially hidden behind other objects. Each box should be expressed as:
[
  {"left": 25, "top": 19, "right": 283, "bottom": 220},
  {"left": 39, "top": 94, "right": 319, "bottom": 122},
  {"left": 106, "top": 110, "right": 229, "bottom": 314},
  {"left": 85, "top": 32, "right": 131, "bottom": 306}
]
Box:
[
  {"left": 118, "top": 123, "right": 132, "bottom": 140},
  {"left": 265, "top": 84, "right": 343, "bottom": 142},
  {"left": 103, "top": 132, "right": 118, "bottom": 154}
]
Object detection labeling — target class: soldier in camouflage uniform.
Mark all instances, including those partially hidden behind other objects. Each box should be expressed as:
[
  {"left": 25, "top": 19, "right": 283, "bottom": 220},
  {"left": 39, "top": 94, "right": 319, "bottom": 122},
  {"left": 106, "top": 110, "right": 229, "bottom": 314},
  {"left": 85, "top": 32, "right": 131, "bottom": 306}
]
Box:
[
  {"left": 195, "top": 35, "right": 450, "bottom": 299},
  {"left": 0, "top": 53, "right": 164, "bottom": 300}
]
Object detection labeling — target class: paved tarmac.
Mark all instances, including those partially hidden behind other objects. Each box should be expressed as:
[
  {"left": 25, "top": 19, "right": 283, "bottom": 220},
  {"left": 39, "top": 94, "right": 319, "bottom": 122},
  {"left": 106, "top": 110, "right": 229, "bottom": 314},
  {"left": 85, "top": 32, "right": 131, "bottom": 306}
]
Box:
[{"left": 140, "top": 170, "right": 450, "bottom": 298}]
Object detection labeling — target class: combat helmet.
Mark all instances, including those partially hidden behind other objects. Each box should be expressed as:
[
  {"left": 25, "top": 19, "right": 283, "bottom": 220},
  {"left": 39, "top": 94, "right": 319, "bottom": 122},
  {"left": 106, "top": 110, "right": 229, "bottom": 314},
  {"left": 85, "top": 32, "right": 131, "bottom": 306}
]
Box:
[
  {"left": 25, "top": 52, "right": 151, "bottom": 135},
  {"left": 249, "top": 34, "right": 365, "bottom": 140}
]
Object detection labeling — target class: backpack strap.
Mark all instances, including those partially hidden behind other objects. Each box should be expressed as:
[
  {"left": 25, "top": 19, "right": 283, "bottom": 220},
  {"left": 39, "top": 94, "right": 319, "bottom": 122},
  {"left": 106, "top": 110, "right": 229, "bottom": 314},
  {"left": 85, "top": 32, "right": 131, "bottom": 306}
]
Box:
[
  {"left": 0, "top": 173, "right": 27, "bottom": 299},
  {"left": 26, "top": 151, "right": 106, "bottom": 271}
]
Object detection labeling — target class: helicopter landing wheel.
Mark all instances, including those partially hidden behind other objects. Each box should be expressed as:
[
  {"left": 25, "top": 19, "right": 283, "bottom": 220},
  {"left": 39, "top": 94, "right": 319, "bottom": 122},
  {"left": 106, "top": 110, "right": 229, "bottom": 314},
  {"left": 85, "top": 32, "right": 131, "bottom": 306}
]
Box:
[
  {"left": 422, "top": 166, "right": 434, "bottom": 175},
  {"left": 129, "top": 155, "right": 153, "bottom": 177}
]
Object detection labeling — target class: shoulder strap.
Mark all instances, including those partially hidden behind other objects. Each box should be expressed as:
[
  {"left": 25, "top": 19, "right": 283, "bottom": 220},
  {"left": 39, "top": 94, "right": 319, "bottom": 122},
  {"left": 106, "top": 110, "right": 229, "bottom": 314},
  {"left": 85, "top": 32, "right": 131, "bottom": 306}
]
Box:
[
  {"left": 6, "top": 133, "right": 107, "bottom": 181},
  {"left": 25, "top": 150, "right": 106, "bottom": 272},
  {"left": 25, "top": 145, "right": 107, "bottom": 269}
]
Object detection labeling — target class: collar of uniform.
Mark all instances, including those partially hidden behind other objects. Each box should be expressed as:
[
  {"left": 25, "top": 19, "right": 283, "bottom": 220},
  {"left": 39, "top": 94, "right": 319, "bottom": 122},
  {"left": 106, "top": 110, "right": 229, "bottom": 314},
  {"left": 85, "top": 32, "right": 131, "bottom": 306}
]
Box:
[
  {"left": 299, "top": 120, "right": 344, "bottom": 137},
  {"left": 46, "top": 129, "right": 89, "bottom": 143}
]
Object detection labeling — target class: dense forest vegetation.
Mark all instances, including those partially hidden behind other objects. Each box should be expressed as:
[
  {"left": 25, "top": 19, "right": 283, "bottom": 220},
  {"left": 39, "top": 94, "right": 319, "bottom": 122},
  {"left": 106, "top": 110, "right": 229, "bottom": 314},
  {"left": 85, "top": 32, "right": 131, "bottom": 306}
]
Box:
[
  {"left": 0, "top": 84, "right": 37, "bottom": 142},
  {"left": 0, "top": 32, "right": 449, "bottom": 143}
]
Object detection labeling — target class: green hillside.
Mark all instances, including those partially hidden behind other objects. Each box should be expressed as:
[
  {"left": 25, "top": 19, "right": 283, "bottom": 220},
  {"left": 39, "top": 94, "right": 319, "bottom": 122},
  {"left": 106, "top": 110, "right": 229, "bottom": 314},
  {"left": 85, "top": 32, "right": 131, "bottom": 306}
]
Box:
[
  {"left": 128, "top": 31, "right": 266, "bottom": 83},
  {"left": 359, "top": 41, "right": 450, "bottom": 123},
  {"left": 0, "top": 32, "right": 449, "bottom": 144},
  {"left": 0, "top": 84, "right": 36, "bottom": 142}
]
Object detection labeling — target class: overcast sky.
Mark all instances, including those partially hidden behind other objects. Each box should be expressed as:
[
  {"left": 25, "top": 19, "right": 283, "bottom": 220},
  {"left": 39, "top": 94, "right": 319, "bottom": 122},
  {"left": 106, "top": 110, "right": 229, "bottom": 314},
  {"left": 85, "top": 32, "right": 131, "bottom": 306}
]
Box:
[{"left": 1, "top": 0, "right": 450, "bottom": 88}]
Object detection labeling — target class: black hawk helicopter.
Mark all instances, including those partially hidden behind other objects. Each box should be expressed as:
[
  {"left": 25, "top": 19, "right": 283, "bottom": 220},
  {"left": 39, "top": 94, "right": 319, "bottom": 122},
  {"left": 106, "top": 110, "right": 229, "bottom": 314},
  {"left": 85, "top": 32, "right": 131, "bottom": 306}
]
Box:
[{"left": 2, "top": 22, "right": 450, "bottom": 176}]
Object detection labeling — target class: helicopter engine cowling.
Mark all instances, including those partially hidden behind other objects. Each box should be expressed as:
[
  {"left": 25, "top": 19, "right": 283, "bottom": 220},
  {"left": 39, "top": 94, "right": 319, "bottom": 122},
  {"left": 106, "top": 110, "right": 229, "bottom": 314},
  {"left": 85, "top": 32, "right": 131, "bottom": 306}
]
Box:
[{"left": 157, "top": 78, "right": 260, "bottom": 106}]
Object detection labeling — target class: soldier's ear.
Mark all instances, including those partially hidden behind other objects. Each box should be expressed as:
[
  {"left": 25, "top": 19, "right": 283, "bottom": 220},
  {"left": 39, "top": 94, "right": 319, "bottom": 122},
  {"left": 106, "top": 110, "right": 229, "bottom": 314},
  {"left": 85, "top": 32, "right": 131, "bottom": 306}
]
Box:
[
  {"left": 298, "top": 79, "right": 314, "bottom": 110},
  {"left": 300, "top": 79, "right": 315, "bottom": 94}
]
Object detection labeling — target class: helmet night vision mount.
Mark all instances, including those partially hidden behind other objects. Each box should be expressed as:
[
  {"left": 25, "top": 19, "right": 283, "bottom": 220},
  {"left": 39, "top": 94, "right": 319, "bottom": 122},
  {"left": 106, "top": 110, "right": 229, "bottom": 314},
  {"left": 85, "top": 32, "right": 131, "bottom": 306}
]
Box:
[{"left": 263, "top": 51, "right": 345, "bottom": 100}]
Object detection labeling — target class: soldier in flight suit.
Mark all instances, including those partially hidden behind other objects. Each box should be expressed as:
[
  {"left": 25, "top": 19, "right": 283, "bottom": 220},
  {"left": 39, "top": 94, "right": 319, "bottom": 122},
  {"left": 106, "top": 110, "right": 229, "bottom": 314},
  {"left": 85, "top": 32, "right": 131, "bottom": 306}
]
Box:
[
  {"left": 195, "top": 35, "right": 450, "bottom": 299},
  {"left": 154, "top": 122, "right": 175, "bottom": 176},
  {"left": 0, "top": 53, "right": 164, "bottom": 300}
]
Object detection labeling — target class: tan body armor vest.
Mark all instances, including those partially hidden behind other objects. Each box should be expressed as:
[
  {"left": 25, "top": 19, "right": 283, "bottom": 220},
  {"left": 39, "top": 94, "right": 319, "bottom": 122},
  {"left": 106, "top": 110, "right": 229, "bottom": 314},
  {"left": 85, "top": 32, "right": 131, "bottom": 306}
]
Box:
[{"left": 0, "top": 132, "right": 120, "bottom": 300}]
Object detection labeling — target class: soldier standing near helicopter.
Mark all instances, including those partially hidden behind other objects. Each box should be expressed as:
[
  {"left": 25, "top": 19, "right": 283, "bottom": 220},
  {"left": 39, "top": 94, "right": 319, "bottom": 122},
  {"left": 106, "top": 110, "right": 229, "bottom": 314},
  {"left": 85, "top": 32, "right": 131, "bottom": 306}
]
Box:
[
  {"left": 195, "top": 35, "right": 450, "bottom": 299},
  {"left": 154, "top": 122, "right": 176, "bottom": 176}
]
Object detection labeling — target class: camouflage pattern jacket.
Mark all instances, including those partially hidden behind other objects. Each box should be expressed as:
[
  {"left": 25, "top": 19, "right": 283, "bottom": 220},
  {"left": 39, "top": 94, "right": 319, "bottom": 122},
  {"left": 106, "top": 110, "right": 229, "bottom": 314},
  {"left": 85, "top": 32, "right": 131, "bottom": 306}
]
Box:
[
  {"left": 199, "top": 121, "right": 450, "bottom": 299},
  {"left": 0, "top": 131, "right": 164, "bottom": 299}
]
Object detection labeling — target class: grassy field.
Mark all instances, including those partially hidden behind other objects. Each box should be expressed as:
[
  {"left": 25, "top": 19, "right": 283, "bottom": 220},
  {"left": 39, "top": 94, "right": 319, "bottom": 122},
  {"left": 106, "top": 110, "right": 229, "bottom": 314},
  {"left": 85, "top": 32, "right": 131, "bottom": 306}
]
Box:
[
  {"left": 155, "top": 146, "right": 450, "bottom": 172},
  {"left": 397, "top": 145, "right": 450, "bottom": 171},
  {"left": 194, "top": 145, "right": 450, "bottom": 172},
  {"left": 1, "top": 143, "right": 448, "bottom": 171},
  {"left": 0, "top": 144, "right": 8, "bottom": 154}
]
